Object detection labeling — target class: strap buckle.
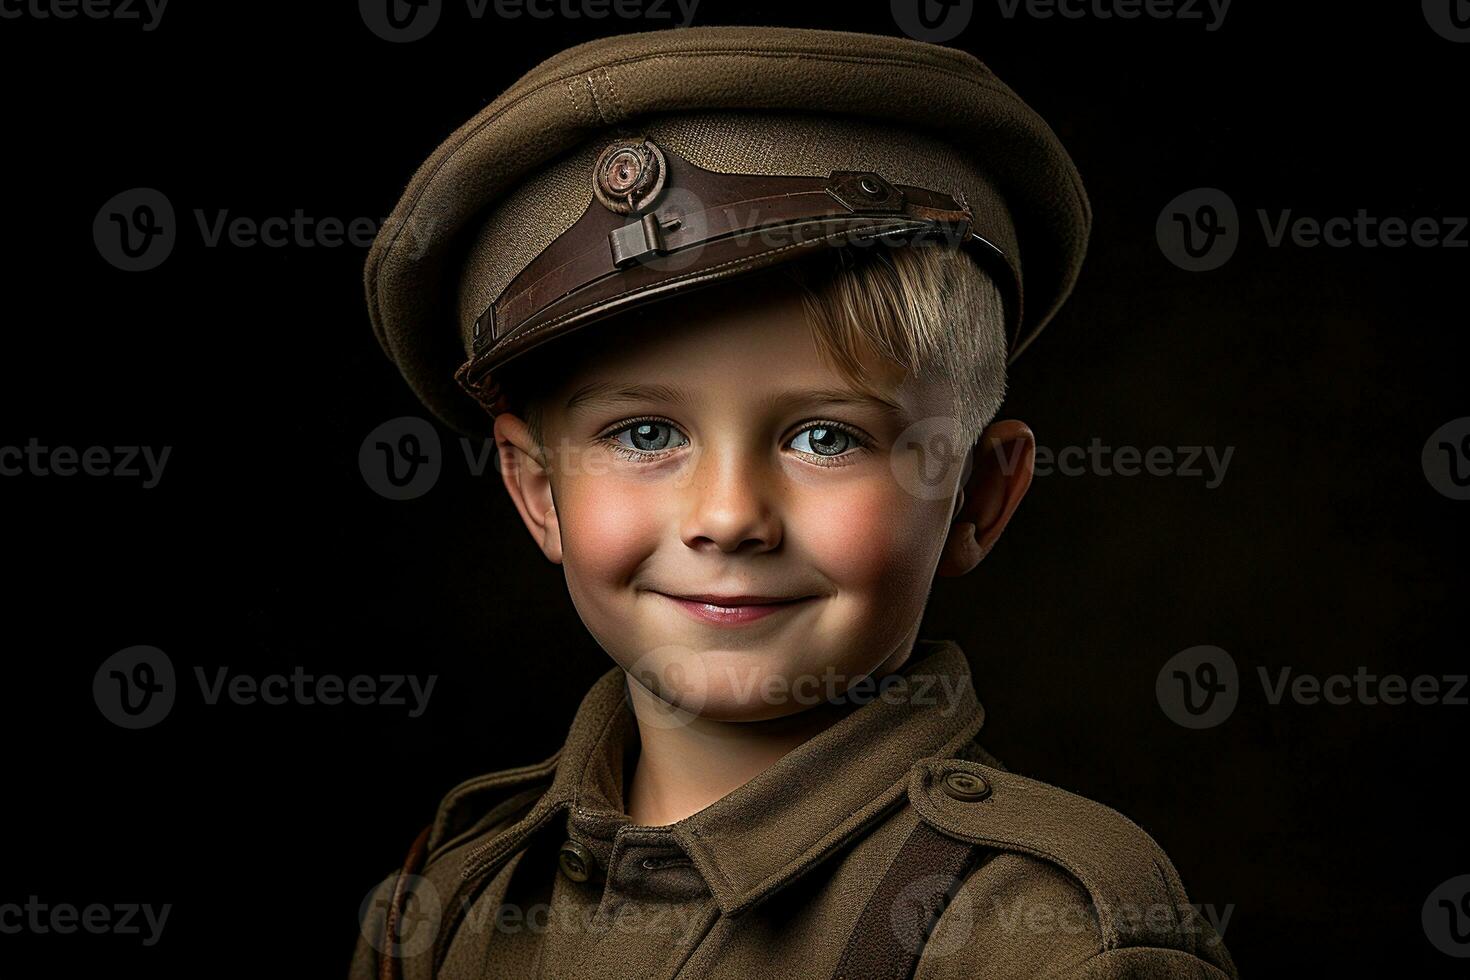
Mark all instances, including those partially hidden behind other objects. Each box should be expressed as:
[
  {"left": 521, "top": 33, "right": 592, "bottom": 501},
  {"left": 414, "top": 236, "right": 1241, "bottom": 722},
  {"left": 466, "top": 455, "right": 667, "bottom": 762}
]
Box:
[{"left": 609, "top": 211, "right": 683, "bottom": 268}]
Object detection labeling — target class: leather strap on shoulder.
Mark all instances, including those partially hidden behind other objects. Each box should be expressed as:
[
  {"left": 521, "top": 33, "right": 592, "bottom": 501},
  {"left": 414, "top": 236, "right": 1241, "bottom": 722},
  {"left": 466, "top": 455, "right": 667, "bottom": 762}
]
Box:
[
  {"left": 831, "top": 819, "right": 982, "bottom": 980},
  {"left": 908, "top": 759, "right": 1202, "bottom": 957},
  {"left": 379, "top": 824, "right": 432, "bottom": 980}
]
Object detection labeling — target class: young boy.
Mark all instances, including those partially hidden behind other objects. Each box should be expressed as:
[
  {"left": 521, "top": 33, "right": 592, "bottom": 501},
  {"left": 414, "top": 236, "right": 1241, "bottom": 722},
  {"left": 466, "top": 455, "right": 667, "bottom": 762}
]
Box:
[{"left": 352, "top": 25, "right": 1238, "bottom": 980}]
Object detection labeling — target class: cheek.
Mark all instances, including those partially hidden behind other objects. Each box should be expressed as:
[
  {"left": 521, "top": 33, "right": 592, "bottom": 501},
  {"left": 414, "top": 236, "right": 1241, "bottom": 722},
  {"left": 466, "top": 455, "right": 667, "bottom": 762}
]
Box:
[
  {"left": 556, "top": 474, "right": 665, "bottom": 585},
  {"left": 791, "top": 475, "right": 949, "bottom": 592}
]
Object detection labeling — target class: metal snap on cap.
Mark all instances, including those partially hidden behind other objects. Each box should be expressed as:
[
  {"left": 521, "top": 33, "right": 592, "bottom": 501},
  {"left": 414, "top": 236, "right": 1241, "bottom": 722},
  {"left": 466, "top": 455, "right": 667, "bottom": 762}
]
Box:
[
  {"left": 558, "top": 840, "right": 594, "bottom": 882},
  {"left": 941, "top": 770, "right": 992, "bottom": 802},
  {"left": 825, "top": 171, "right": 904, "bottom": 214}
]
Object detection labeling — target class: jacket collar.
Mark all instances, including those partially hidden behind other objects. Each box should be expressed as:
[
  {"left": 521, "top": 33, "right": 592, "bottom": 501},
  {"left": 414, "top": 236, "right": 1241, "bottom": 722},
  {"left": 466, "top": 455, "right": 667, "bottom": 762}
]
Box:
[{"left": 477, "top": 638, "right": 985, "bottom": 915}]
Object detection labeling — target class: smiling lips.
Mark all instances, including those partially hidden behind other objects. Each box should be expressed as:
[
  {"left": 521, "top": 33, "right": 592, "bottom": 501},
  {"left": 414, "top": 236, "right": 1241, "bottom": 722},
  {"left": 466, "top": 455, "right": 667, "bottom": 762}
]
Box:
[{"left": 657, "top": 591, "right": 818, "bottom": 626}]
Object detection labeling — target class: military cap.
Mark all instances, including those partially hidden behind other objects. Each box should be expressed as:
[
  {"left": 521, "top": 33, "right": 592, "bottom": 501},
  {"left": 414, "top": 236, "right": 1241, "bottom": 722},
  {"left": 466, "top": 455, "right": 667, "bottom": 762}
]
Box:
[{"left": 364, "top": 25, "right": 1090, "bottom": 436}]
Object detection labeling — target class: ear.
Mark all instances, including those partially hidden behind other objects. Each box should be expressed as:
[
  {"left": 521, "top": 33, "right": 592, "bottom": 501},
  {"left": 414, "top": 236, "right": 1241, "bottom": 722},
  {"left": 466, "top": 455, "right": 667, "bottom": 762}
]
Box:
[
  {"left": 936, "top": 419, "right": 1034, "bottom": 577},
  {"left": 492, "top": 412, "right": 562, "bottom": 564}
]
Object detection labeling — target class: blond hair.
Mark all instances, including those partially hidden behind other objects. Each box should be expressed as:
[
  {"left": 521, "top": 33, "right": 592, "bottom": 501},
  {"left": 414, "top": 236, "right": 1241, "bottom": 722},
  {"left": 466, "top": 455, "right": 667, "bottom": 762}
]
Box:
[
  {"left": 504, "top": 243, "right": 1007, "bottom": 448},
  {"left": 778, "top": 243, "right": 1007, "bottom": 446}
]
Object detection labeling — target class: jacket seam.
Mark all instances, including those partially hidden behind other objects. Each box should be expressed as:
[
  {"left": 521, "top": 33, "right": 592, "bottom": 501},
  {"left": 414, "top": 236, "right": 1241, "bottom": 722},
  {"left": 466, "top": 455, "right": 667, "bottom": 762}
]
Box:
[{"left": 1061, "top": 946, "right": 1236, "bottom": 980}]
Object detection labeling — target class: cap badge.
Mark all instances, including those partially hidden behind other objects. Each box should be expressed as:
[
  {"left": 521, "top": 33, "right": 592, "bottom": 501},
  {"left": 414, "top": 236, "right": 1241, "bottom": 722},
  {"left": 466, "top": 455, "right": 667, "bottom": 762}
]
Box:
[{"left": 592, "top": 138, "right": 668, "bottom": 215}]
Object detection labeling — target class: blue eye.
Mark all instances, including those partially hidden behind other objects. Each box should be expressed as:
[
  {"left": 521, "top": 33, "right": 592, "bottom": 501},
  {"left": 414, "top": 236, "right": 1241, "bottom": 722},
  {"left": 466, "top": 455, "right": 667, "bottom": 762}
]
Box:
[
  {"left": 790, "top": 425, "right": 858, "bottom": 457},
  {"left": 612, "top": 420, "right": 689, "bottom": 453}
]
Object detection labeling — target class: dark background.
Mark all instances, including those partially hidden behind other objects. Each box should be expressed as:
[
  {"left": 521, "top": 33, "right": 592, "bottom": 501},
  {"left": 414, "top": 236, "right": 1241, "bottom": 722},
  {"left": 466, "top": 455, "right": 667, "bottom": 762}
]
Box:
[{"left": 2, "top": 1, "right": 1465, "bottom": 975}]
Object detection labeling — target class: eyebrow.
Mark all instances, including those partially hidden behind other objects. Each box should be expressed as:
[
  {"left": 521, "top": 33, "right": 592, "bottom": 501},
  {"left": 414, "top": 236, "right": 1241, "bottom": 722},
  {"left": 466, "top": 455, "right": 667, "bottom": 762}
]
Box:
[
  {"left": 564, "top": 381, "right": 904, "bottom": 421},
  {"left": 564, "top": 381, "right": 688, "bottom": 413}
]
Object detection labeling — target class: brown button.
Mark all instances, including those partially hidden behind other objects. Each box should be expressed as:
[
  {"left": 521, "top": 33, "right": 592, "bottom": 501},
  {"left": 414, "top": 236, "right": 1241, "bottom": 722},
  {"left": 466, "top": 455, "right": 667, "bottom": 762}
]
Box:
[
  {"left": 941, "top": 770, "right": 992, "bottom": 802},
  {"left": 558, "top": 840, "right": 594, "bottom": 882}
]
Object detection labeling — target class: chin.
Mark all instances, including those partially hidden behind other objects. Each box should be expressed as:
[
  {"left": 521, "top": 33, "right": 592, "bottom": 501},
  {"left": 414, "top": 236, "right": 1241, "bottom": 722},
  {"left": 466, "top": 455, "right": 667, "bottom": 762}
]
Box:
[
  {"left": 618, "top": 641, "right": 819, "bottom": 719},
  {"left": 691, "top": 681, "right": 824, "bottom": 723}
]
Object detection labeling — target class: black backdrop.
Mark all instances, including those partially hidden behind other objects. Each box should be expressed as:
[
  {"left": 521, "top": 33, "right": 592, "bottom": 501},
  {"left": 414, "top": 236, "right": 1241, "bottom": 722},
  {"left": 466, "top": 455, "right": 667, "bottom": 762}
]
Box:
[{"left": 3, "top": 1, "right": 1467, "bottom": 975}]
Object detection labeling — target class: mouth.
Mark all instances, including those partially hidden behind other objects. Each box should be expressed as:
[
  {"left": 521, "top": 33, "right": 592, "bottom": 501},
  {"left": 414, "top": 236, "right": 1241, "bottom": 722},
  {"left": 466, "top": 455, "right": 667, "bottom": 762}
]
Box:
[{"left": 652, "top": 590, "right": 820, "bottom": 627}]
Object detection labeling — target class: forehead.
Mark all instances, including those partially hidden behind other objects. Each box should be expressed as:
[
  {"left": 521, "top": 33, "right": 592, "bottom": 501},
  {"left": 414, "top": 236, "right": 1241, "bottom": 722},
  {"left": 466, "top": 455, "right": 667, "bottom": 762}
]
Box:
[{"left": 539, "top": 272, "right": 929, "bottom": 416}]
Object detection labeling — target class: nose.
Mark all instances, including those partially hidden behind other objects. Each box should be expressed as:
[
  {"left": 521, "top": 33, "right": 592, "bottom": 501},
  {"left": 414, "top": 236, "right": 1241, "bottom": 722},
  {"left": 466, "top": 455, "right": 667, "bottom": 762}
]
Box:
[{"left": 679, "top": 443, "right": 783, "bottom": 554}]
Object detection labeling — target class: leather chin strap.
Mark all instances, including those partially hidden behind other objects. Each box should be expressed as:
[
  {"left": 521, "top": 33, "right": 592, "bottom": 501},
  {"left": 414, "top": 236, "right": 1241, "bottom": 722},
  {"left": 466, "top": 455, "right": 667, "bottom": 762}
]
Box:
[{"left": 453, "top": 142, "right": 1015, "bottom": 416}]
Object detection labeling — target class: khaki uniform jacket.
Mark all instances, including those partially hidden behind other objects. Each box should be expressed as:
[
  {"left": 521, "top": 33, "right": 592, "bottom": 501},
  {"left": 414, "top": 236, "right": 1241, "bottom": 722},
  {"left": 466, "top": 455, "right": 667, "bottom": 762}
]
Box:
[{"left": 351, "top": 640, "right": 1238, "bottom": 979}]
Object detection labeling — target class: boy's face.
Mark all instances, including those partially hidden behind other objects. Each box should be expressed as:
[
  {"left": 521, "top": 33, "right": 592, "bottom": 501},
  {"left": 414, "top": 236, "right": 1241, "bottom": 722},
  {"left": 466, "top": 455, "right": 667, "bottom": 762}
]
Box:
[{"left": 494, "top": 271, "right": 1032, "bottom": 723}]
